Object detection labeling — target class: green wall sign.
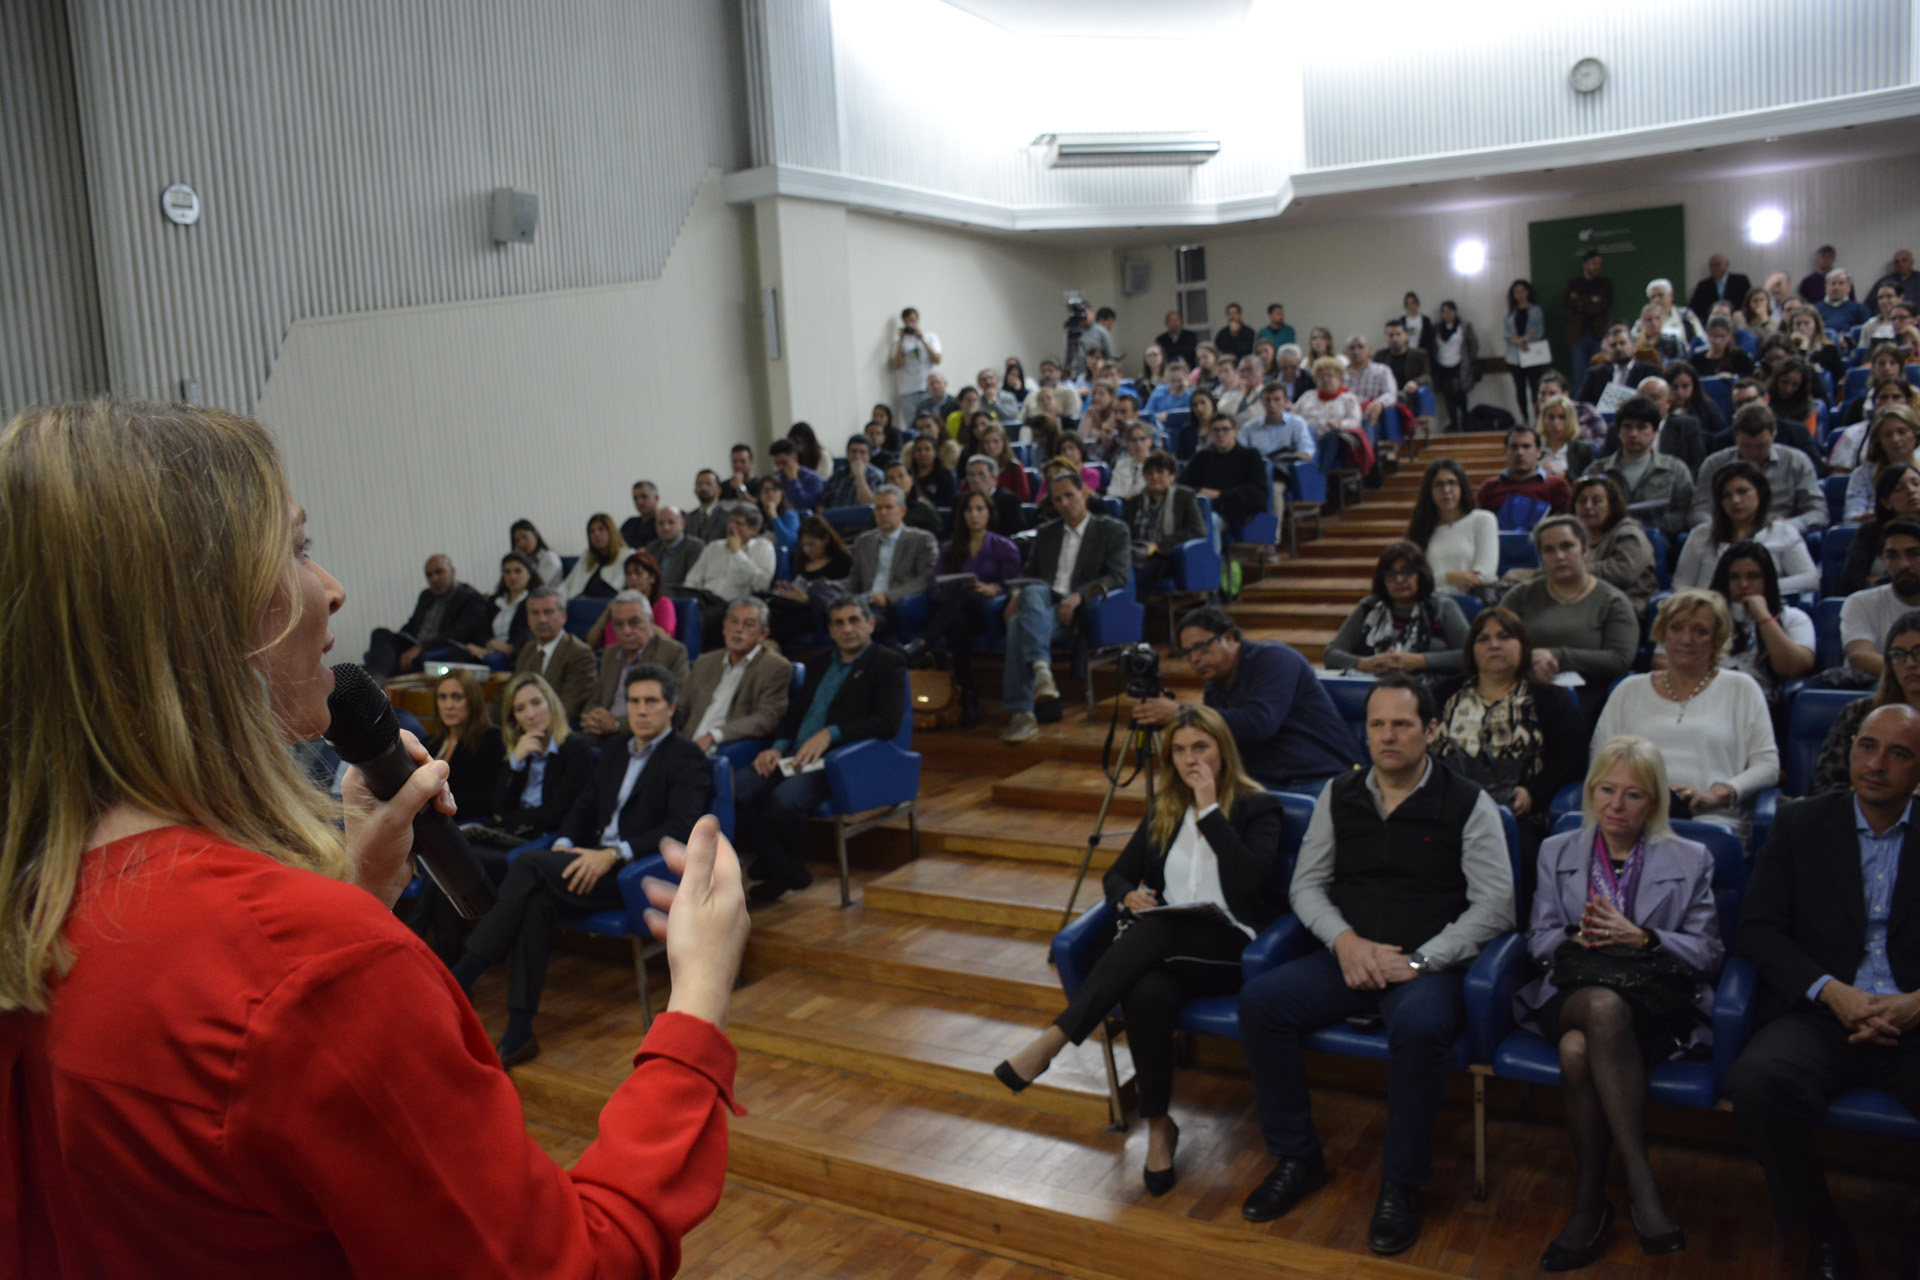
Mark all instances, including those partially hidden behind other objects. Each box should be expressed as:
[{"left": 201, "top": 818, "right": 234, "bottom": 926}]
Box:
[{"left": 1528, "top": 204, "right": 1687, "bottom": 377}]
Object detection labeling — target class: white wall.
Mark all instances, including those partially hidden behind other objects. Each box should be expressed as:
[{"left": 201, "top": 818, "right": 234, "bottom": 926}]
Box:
[{"left": 259, "top": 177, "right": 757, "bottom": 657}]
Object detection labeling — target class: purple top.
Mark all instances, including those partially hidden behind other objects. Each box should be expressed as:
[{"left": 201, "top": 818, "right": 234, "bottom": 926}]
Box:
[{"left": 931, "top": 531, "right": 1023, "bottom": 600}]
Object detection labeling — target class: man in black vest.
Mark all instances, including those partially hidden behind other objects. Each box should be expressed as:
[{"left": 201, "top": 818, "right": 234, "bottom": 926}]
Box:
[{"left": 1236, "top": 674, "right": 1513, "bottom": 1256}]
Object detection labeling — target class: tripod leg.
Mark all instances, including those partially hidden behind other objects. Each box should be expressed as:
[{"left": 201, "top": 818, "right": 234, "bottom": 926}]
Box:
[{"left": 1061, "top": 771, "right": 1124, "bottom": 930}]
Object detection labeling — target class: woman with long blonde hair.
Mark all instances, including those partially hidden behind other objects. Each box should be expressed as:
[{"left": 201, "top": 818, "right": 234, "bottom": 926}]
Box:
[
  {"left": 558, "top": 510, "right": 627, "bottom": 599},
  {"left": 994, "top": 705, "right": 1289, "bottom": 1196},
  {"left": 0, "top": 401, "right": 747, "bottom": 1275}
]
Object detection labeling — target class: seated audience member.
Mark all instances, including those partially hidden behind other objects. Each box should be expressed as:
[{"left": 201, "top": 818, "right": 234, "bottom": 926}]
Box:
[
  {"left": 1690, "top": 404, "right": 1827, "bottom": 535},
  {"left": 1666, "top": 362, "right": 1727, "bottom": 441},
  {"left": 1632, "top": 376, "right": 1707, "bottom": 476},
  {"left": 864, "top": 412, "right": 903, "bottom": 466},
  {"left": 1133, "top": 606, "right": 1362, "bottom": 791},
  {"left": 1061, "top": 381, "right": 1107, "bottom": 437},
  {"left": 1790, "top": 302, "right": 1851, "bottom": 386},
  {"left": 1055, "top": 434, "right": 1102, "bottom": 493},
  {"left": 1571, "top": 475, "right": 1658, "bottom": 612},
  {"left": 1691, "top": 315, "right": 1756, "bottom": 377},
  {"left": 512, "top": 587, "right": 597, "bottom": 726},
  {"left": 1712, "top": 375, "right": 1822, "bottom": 464},
  {"left": 1835, "top": 344, "right": 1916, "bottom": 437},
  {"left": 720, "top": 442, "right": 758, "bottom": 502},
  {"left": 1537, "top": 395, "right": 1593, "bottom": 478},
  {"left": 1380, "top": 318, "right": 1430, "bottom": 417},
  {"left": 1674, "top": 461, "right": 1818, "bottom": 596},
  {"left": 1593, "top": 590, "right": 1779, "bottom": 843},
  {"left": 619, "top": 479, "right": 658, "bottom": 552},
  {"left": 1499, "top": 517, "right": 1639, "bottom": 707},
  {"left": 1273, "top": 343, "right": 1309, "bottom": 402},
  {"left": 645, "top": 505, "right": 705, "bottom": 595},
  {"left": 485, "top": 671, "right": 595, "bottom": 844},
  {"left": 511, "top": 519, "right": 564, "bottom": 588},
  {"left": 1690, "top": 254, "right": 1751, "bottom": 319},
  {"left": 580, "top": 589, "right": 691, "bottom": 744},
  {"left": 1123, "top": 450, "right": 1209, "bottom": 590},
  {"left": 1745, "top": 284, "right": 1782, "bottom": 338},
  {"left": 1343, "top": 334, "right": 1401, "bottom": 431},
  {"left": 910, "top": 489, "right": 1022, "bottom": 709},
  {"left": 1842, "top": 520, "right": 1920, "bottom": 677},
  {"left": 767, "top": 514, "right": 853, "bottom": 648},
  {"left": 1238, "top": 382, "right": 1318, "bottom": 514},
  {"left": 1432, "top": 608, "right": 1584, "bottom": 855},
  {"left": 683, "top": 502, "right": 777, "bottom": 642},
  {"left": 1212, "top": 359, "right": 1248, "bottom": 419},
  {"left": 1812, "top": 611, "right": 1920, "bottom": 794},
  {"left": 906, "top": 435, "right": 959, "bottom": 510},
  {"left": 997, "top": 706, "right": 1288, "bottom": 1192},
  {"left": 1845, "top": 403, "right": 1920, "bottom": 523},
  {"left": 958, "top": 454, "right": 1026, "bottom": 537},
  {"left": 451, "top": 664, "right": 710, "bottom": 1067},
  {"left": 1180, "top": 414, "right": 1269, "bottom": 539},
  {"left": 686, "top": 469, "right": 733, "bottom": 543},
  {"left": 1577, "top": 325, "right": 1663, "bottom": 407},
  {"left": 1259, "top": 302, "right": 1296, "bottom": 349},
  {"left": 1184, "top": 387, "right": 1222, "bottom": 448},
  {"left": 1296, "top": 356, "right": 1375, "bottom": 475},
  {"left": 1539, "top": 370, "right": 1605, "bottom": 442},
  {"left": 1864, "top": 277, "right": 1909, "bottom": 339},
  {"left": 955, "top": 409, "right": 998, "bottom": 466},
  {"left": 1834, "top": 376, "right": 1920, "bottom": 474},
  {"left": 999, "top": 471, "right": 1132, "bottom": 743},
  {"left": 819, "top": 435, "right": 884, "bottom": 510},
  {"left": 1729, "top": 703, "right": 1920, "bottom": 1280},
  {"left": 883, "top": 458, "right": 944, "bottom": 536},
  {"left": 600, "top": 551, "right": 678, "bottom": 642},
  {"left": 1107, "top": 422, "right": 1156, "bottom": 501},
  {"left": 678, "top": 598, "right": 792, "bottom": 753},
  {"left": 1694, "top": 542, "right": 1816, "bottom": 702},
  {"left": 1303, "top": 327, "right": 1338, "bottom": 387},
  {"left": 975, "top": 367, "right": 1021, "bottom": 424},
  {"left": 1143, "top": 361, "right": 1194, "bottom": 428},
  {"left": 1322, "top": 543, "right": 1469, "bottom": 675},
  {"left": 1476, "top": 425, "right": 1573, "bottom": 530},
  {"left": 767, "top": 439, "right": 822, "bottom": 517},
  {"left": 753, "top": 478, "right": 799, "bottom": 552},
  {"left": 1648, "top": 277, "right": 1706, "bottom": 352},
  {"left": 1839, "top": 463, "right": 1920, "bottom": 594},
  {"left": 1768, "top": 354, "right": 1826, "bottom": 438},
  {"left": 734, "top": 596, "right": 908, "bottom": 900},
  {"left": 462, "top": 551, "right": 538, "bottom": 661},
  {"left": 942, "top": 386, "right": 982, "bottom": 447},
  {"left": 1236, "top": 674, "right": 1513, "bottom": 1253},
  {"left": 1215, "top": 303, "right": 1258, "bottom": 360},
  {"left": 973, "top": 424, "right": 1030, "bottom": 502},
  {"left": 838, "top": 485, "right": 937, "bottom": 634},
  {"left": 559, "top": 513, "right": 627, "bottom": 600},
  {"left": 407, "top": 669, "right": 510, "bottom": 962},
  {"left": 364, "top": 553, "right": 492, "bottom": 677},
  {"left": 1034, "top": 359, "right": 1083, "bottom": 418},
  {"left": 1633, "top": 302, "right": 1685, "bottom": 364},
  {"left": 787, "top": 421, "right": 827, "bottom": 474},
  {"left": 1026, "top": 410, "right": 1066, "bottom": 464},
  {"left": 1516, "top": 736, "right": 1722, "bottom": 1269},
  {"left": 1408, "top": 459, "right": 1498, "bottom": 597}
]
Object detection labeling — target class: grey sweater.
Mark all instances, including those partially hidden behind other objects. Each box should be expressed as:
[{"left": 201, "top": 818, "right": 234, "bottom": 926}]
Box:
[{"left": 1498, "top": 575, "right": 1638, "bottom": 683}]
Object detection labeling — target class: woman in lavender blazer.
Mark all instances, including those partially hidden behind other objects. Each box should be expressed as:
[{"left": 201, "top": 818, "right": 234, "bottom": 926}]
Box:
[
  {"left": 1515, "top": 736, "right": 1723, "bottom": 1271},
  {"left": 903, "top": 489, "right": 1023, "bottom": 727}
]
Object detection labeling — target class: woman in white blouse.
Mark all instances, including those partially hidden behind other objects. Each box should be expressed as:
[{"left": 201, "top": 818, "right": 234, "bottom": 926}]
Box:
[
  {"left": 994, "top": 706, "right": 1289, "bottom": 1196},
  {"left": 1672, "top": 461, "right": 1817, "bottom": 596},
  {"left": 558, "top": 512, "right": 627, "bottom": 600},
  {"left": 510, "top": 519, "right": 563, "bottom": 590},
  {"left": 1107, "top": 422, "right": 1155, "bottom": 501},
  {"left": 1592, "top": 590, "right": 1780, "bottom": 845},
  {"left": 1407, "top": 458, "right": 1499, "bottom": 597}
]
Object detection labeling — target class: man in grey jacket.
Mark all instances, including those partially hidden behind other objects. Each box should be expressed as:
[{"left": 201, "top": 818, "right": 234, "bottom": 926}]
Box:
[
  {"left": 839, "top": 486, "right": 937, "bottom": 635},
  {"left": 1582, "top": 396, "right": 1695, "bottom": 536},
  {"left": 646, "top": 506, "right": 706, "bottom": 591}
]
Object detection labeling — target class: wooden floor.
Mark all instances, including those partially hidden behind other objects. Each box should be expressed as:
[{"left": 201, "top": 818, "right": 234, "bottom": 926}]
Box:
[{"left": 481, "top": 434, "right": 1918, "bottom": 1280}]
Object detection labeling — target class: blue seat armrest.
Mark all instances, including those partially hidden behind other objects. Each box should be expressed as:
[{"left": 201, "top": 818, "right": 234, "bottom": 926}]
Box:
[
  {"left": 1549, "top": 781, "right": 1583, "bottom": 816},
  {"left": 891, "top": 592, "right": 932, "bottom": 637},
  {"left": 823, "top": 738, "right": 922, "bottom": 813},
  {"left": 1169, "top": 537, "right": 1220, "bottom": 592},
  {"left": 1082, "top": 584, "right": 1145, "bottom": 648},
  {"left": 504, "top": 832, "right": 558, "bottom": 865},
  {"left": 1464, "top": 932, "right": 1528, "bottom": 1063},
  {"left": 1712, "top": 956, "right": 1757, "bottom": 1096},
  {"left": 716, "top": 738, "right": 768, "bottom": 772},
  {"left": 1245, "top": 913, "right": 1316, "bottom": 981},
  {"left": 1050, "top": 900, "right": 1114, "bottom": 999},
  {"left": 1751, "top": 787, "right": 1779, "bottom": 848},
  {"left": 614, "top": 852, "right": 673, "bottom": 930}
]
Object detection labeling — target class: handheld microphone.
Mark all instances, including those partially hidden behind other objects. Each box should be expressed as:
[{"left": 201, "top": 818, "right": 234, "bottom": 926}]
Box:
[{"left": 324, "top": 662, "right": 498, "bottom": 919}]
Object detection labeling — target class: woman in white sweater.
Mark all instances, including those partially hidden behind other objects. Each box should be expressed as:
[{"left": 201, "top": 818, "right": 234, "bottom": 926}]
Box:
[
  {"left": 558, "top": 512, "right": 628, "bottom": 600},
  {"left": 1671, "top": 459, "right": 1817, "bottom": 597},
  {"left": 1592, "top": 589, "right": 1780, "bottom": 845},
  {"left": 1406, "top": 458, "right": 1499, "bottom": 597}
]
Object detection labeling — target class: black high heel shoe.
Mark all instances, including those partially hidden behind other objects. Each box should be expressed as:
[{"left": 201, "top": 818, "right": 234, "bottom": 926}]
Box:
[
  {"left": 992, "top": 1060, "right": 1033, "bottom": 1093},
  {"left": 1631, "top": 1206, "right": 1685, "bottom": 1258},
  {"left": 1539, "top": 1203, "right": 1613, "bottom": 1272},
  {"left": 1142, "top": 1121, "right": 1180, "bottom": 1197}
]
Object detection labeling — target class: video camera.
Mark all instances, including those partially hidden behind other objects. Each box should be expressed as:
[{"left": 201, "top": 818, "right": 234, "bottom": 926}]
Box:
[{"left": 1117, "top": 642, "right": 1163, "bottom": 700}]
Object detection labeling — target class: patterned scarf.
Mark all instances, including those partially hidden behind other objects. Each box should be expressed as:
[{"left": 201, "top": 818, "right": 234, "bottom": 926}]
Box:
[
  {"left": 1588, "top": 827, "right": 1646, "bottom": 918},
  {"left": 1358, "top": 596, "right": 1437, "bottom": 657}
]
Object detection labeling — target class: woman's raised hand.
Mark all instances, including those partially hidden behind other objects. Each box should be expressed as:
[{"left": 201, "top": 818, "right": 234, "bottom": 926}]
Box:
[{"left": 643, "top": 815, "right": 750, "bottom": 1031}]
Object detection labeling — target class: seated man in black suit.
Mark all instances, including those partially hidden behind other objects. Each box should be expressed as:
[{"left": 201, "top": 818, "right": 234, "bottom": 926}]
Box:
[
  {"left": 733, "top": 596, "right": 908, "bottom": 901},
  {"left": 960, "top": 455, "right": 1027, "bottom": 537},
  {"left": 449, "top": 663, "right": 711, "bottom": 1067},
  {"left": 1731, "top": 703, "right": 1920, "bottom": 1280},
  {"left": 1576, "top": 324, "right": 1663, "bottom": 408},
  {"left": 1122, "top": 449, "right": 1207, "bottom": 590},
  {"left": 364, "top": 553, "right": 491, "bottom": 677}
]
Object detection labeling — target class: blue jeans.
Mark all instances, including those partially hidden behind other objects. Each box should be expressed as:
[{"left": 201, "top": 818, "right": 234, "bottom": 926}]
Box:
[
  {"left": 1238, "top": 948, "right": 1465, "bottom": 1188},
  {"left": 1001, "top": 583, "right": 1061, "bottom": 714}
]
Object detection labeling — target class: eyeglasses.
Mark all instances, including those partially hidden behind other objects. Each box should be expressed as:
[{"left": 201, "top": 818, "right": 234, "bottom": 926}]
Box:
[
  {"left": 1381, "top": 567, "right": 1418, "bottom": 581},
  {"left": 1175, "top": 634, "right": 1224, "bottom": 662},
  {"left": 1887, "top": 647, "right": 1920, "bottom": 666}
]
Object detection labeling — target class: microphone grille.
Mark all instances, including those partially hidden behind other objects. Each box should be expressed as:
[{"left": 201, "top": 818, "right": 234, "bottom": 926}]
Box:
[{"left": 323, "top": 663, "right": 399, "bottom": 764}]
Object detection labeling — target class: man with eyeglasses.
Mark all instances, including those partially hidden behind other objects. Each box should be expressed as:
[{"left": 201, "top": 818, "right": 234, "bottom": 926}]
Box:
[
  {"left": 1842, "top": 521, "right": 1920, "bottom": 677},
  {"left": 1132, "top": 606, "right": 1361, "bottom": 792},
  {"left": 1180, "top": 413, "right": 1269, "bottom": 545}
]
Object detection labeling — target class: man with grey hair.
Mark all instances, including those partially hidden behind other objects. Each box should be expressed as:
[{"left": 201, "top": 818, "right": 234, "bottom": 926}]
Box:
[
  {"left": 677, "top": 597, "right": 793, "bottom": 754},
  {"left": 511, "top": 586, "right": 597, "bottom": 725},
  {"left": 1342, "top": 334, "right": 1398, "bottom": 428},
  {"left": 963, "top": 454, "right": 1026, "bottom": 537},
  {"left": 581, "top": 589, "right": 691, "bottom": 744},
  {"left": 683, "top": 503, "right": 776, "bottom": 643},
  {"left": 646, "top": 505, "right": 704, "bottom": 591},
  {"left": 841, "top": 485, "right": 938, "bottom": 634},
  {"left": 1818, "top": 267, "right": 1872, "bottom": 337},
  {"left": 977, "top": 369, "right": 1021, "bottom": 424},
  {"left": 620, "top": 479, "right": 659, "bottom": 551}
]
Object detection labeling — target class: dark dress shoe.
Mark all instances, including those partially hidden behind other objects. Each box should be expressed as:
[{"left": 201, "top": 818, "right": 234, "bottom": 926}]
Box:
[
  {"left": 1539, "top": 1203, "right": 1612, "bottom": 1272},
  {"left": 1240, "top": 1154, "right": 1327, "bottom": 1223},
  {"left": 1367, "top": 1180, "right": 1421, "bottom": 1256},
  {"left": 1805, "top": 1225, "right": 1862, "bottom": 1280},
  {"left": 1142, "top": 1121, "right": 1179, "bottom": 1197},
  {"left": 899, "top": 639, "right": 930, "bottom": 665},
  {"left": 747, "top": 859, "right": 813, "bottom": 903},
  {"left": 992, "top": 1061, "right": 1031, "bottom": 1093},
  {"left": 495, "top": 1035, "right": 540, "bottom": 1069}
]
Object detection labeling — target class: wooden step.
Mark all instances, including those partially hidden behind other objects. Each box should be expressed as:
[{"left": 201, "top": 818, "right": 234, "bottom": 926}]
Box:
[
  {"left": 726, "top": 969, "right": 1131, "bottom": 1123},
  {"left": 1241, "top": 579, "right": 1372, "bottom": 605},
  {"left": 992, "top": 760, "right": 1150, "bottom": 818},
  {"left": 863, "top": 854, "right": 1092, "bottom": 932},
  {"left": 1229, "top": 600, "right": 1355, "bottom": 626},
  {"left": 909, "top": 797, "right": 1129, "bottom": 870}
]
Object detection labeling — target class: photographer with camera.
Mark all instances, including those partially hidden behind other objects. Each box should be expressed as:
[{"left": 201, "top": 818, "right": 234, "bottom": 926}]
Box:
[
  {"left": 889, "top": 306, "right": 943, "bottom": 426},
  {"left": 1133, "top": 607, "right": 1361, "bottom": 793}
]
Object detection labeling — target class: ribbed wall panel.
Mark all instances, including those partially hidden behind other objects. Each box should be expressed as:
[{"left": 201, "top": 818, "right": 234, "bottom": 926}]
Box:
[
  {"left": 62, "top": 0, "right": 744, "bottom": 413},
  {"left": 1, "top": 0, "right": 109, "bottom": 414},
  {"left": 1303, "top": 0, "right": 1912, "bottom": 170}
]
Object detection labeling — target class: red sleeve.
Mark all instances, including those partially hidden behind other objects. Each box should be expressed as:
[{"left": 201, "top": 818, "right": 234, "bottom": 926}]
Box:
[{"left": 225, "top": 936, "right": 737, "bottom": 1279}]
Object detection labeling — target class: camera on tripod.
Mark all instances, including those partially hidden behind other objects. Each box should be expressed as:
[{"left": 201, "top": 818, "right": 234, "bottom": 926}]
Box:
[{"left": 1117, "top": 642, "right": 1163, "bottom": 700}]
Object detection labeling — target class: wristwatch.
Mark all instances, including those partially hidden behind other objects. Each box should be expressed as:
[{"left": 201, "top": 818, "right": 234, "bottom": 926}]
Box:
[{"left": 1405, "top": 952, "right": 1433, "bottom": 976}]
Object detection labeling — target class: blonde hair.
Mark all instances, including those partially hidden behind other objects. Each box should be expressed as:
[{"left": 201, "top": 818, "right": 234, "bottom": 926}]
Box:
[
  {"left": 1310, "top": 355, "right": 1344, "bottom": 380},
  {"left": 1580, "top": 735, "right": 1675, "bottom": 841},
  {"left": 583, "top": 512, "right": 627, "bottom": 569},
  {"left": 1538, "top": 395, "right": 1579, "bottom": 447},
  {"left": 1650, "top": 587, "right": 1733, "bottom": 662},
  {"left": 1147, "top": 705, "right": 1266, "bottom": 848},
  {"left": 0, "top": 401, "right": 348, "bottom": 1013},
  {"left": 433, "top": 669, "right": 494, "bottom": 758},
  {"left": 500, "top": 672, "right": 571, "bottom": 751}
]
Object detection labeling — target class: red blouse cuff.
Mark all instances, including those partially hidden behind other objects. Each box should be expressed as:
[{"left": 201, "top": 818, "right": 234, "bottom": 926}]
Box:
[{"left": 636, "top": 1011, "right": 746, "bottom": 1116}]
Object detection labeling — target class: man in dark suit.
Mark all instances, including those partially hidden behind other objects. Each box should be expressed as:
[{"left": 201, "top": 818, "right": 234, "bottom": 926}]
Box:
[
  {"left": 1688, "top": 254, "right": 1752, "bottom": 321},
  {"left": 645, "top": 505, "right": 705, "bottom": 591},
  {"left": 363, "top": 553, "right": 492, "bottom": 677},
  {"left": 1121, "top": 450, "right": 1207, "bottom": 591},
  {"left": 839, "top": 486, "right": 938, "bottom": 634},
  {"left": 580, "top": 591, "right": 690, "bottom": 745},
  {"left": 1731, "top": 703, "right": 1920, "bottom": 1280},
  {"left": 1180, "top": 413, "right": 1269, "bottom": 536},
  {"left": 1153, "top": 308, "right": 1199, "bottom": 368},
  {"left": 450, "top": 663, "right": 711, "bottom": 1066},
  {"left": 1000, "top": 470, "right": 1130, "bottom": 743},
  {"left": 960, "top": 456, "right": 1027, "bottom": 537},
  {"left": 1576, "top": 325, "right": 1663, "bottom": 408},
  {"left": 512, "top": 587, "right": 597, "bottom": 726},
  {"left": 732, "top": 596, "right": 907, "bottom": 900},
  {"left": 619, "top": 479, "right": 658, "bottom": 551}
]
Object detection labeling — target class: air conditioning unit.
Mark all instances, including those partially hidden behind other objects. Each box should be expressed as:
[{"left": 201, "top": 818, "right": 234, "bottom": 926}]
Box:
[{"left": 1036, "top": 133, "right": 1220, "bottom": 168}]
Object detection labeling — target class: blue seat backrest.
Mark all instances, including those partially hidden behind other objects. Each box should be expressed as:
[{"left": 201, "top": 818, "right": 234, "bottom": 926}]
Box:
[
  {"left": 1101, "top": 497, "right": 1123, "bottom": 519},
  {"left": 1908, "top": 363, "right": 1920, "bottom": 391},
  {"left": 1809, "top": 597, "right": 1847, "bottom": 674},
  {"left": 1195, "top": 493, "right": 1215, "bottom": 529},
  {"left": 1494, "top": 493, "right": 1551, "bottom": 533},
  {"left": 709, "top": 756, "right": 736, "bottom": 841},
  {"left": 1496, "top": 530, "right": 1539, "bottom": 575},
  {"left": 1645, "top": 527, "right": 1671, "bottom": 588},
  {"left": 1847, "top": 366, "right": 1872, "bottom": 400},
  {"left": 1548, "top": 812, "right": 1745, "bottom": 896},
  {"left": 789, "top": 661, "right": 806, "bottom": 703},
  {"left": 1294, "top": 448, "right": 1326, "bottom": 504},
  {"left": 1318, "top": 675, "right": 1374, "bottom": 743},
  {"left": 564, "top": 596, "right": 603, "bottom": 639},
  {"left": 1734, "top": 330, "right": 1758, "bottom": 357},
  {"left": 559, "top": 554, "right": 579, "bottom": 579},
  {"left": 1820, "top": 474, "right": 1849, "bottom": 527},
  {"left": 1271, "top": 790, "right": 1318, "bottom": 887},
  {"left": 1785, "top": 687, "right": 1871, "bottom": 794},
  {"left": 775, "top": 545, "right": 792, "bottom": 581},
  {"left": 894, "top": 668, "right": 915, "bottom": 747},
  {"left": 1820, "top": 524, "right": 1857, "bottom": 597},
  {"left": 823, "top": 506, "right": 870, "bottom": 533},
  {"left": 1444, "top": 592, "right": 1481, "bottom": 621},
  {"left": 672, "top": 597, "right": 701, "bottom": 663}
]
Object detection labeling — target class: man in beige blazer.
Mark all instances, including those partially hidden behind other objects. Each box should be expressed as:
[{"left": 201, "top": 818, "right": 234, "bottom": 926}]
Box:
[
  {"left": 579, "top": 590, "right": 691, "bottom": 745},
  {"left": 676, "top": 597, "right": 793, "bottom": 753},
  {"left": 511, "top": 587, "right": 597, "bottom": 726}
]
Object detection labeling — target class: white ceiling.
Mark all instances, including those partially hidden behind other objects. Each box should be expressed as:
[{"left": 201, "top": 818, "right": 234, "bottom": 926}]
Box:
[{"left": 936, "top": 0, "right": 1254, "bottom": 38}]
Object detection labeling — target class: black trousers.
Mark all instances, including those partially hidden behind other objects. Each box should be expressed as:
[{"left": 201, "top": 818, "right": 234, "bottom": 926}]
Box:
[
  {"left": 1434, "top": 366, "right": 1468, "bottom": 430},
  {"left": 920, "top": 592, "right": 989, "bottom": 689},
  {"left": 731, "top": 764, "right": 833, "bottom": 881},
  {"left": 461, "top": 846, "right": 624, "bottom": 1019},
  {"left": 1728, "top": 1005, "right": 1920, "bottom": 1234},
  {"left": 1508, "top": 364, "right": 1546, "bottom": 424},
  {"left": 1055, "top": 912, "right": 1248, "bottom": 1118},
  {"left": 364, "top": 628, "right": 422, "bottom": 678},
  {"left": 407, "top": 844, "right": 512, "bottom": 965}
]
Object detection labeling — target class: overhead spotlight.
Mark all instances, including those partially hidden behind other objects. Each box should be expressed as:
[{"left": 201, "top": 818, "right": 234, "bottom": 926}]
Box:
[
  {"left": 1747, "top": 208, "right": 1785, "bottom": 245},
  {"left": 1451, "top": 240, "right": 1487, "bottom": 274}
]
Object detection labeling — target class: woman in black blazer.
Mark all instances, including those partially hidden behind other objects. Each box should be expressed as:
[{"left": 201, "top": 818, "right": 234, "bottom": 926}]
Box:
[
  {"left": 409, "top": 669, "right": 510, "bottom": 961},
  {"left": 487, "top": 672, "right": 593, "bottom": 841},
  {"left": 994, "top": 706, "right": 1289, "bottom": 1196}
]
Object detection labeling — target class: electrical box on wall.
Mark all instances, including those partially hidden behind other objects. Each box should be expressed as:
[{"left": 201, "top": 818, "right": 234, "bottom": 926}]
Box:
[
  {"left": 489, "top": 188, "right": 538, "bottom": 244},
  {"left": 1122, "top": 260, "right": 1149, "bottom": 295}
]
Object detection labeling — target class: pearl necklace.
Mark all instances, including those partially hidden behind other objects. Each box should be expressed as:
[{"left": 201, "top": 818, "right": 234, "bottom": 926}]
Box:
[{"left": 1658, "top": 667, "right": 1716, "bottom": 721}]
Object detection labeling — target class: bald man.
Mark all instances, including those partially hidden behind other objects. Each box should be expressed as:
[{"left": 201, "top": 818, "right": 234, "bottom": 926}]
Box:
[{"left": 365, "top": 554, "right": 492, "bottom": 676}]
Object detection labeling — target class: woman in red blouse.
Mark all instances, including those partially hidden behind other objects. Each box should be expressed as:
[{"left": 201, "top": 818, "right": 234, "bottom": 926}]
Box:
[{"left": 0, "top": 401, "right": 750, "bottom": 1279}]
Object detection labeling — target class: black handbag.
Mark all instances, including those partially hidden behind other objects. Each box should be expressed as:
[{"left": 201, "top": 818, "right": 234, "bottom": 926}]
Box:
[{"left": 1549, "top": 938, "right": 1701, "bottom": 1036}]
